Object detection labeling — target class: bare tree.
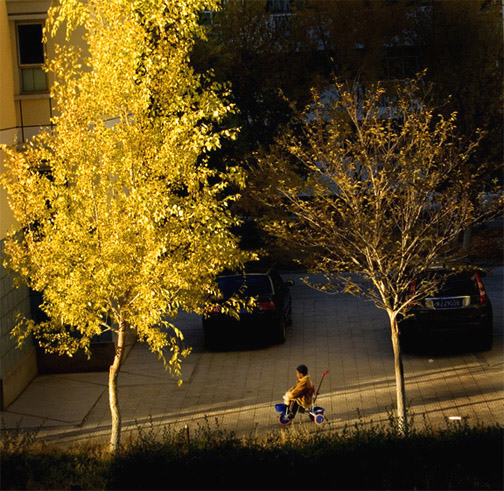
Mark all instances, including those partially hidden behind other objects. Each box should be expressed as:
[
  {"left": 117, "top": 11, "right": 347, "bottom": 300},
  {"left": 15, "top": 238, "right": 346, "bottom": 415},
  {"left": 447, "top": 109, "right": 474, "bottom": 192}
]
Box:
[{"left": 254, "top": 77, "right": 502, "bottom": 434}]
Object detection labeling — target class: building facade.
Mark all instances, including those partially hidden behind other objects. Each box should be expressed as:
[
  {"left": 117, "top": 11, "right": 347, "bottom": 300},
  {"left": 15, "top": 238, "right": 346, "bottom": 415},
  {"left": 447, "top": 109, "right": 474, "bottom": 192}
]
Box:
[
  {"left": 0, "top": 0, "right": 53, "bottom": 409},
  {"left": 0, "top": 0, "right": 118, "bottom": 409}
]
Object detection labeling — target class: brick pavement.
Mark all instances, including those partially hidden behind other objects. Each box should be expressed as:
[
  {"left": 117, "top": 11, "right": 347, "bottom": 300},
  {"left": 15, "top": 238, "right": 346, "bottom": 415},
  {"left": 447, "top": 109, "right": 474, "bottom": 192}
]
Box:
[{"left": 1, "top": 268, "right": 502, "bottom": 446}]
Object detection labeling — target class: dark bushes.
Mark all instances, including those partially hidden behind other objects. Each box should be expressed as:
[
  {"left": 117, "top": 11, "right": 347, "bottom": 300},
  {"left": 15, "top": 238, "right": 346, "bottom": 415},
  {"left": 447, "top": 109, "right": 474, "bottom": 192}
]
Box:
[{"left": 1, "top": 418, "right": 502, "bottom": 490}]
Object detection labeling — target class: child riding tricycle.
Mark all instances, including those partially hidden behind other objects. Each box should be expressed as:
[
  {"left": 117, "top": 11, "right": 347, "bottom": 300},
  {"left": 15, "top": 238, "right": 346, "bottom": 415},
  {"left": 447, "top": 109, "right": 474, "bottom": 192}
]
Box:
[{"left": 275, "top": 365, "right": 329, "bottom": 426}]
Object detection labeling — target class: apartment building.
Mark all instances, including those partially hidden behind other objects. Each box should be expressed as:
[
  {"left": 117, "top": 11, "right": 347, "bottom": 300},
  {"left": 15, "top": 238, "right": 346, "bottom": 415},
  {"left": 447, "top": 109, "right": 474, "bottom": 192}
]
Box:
[
  {"left": 0, "top": 0, "right": 117, "bottom": 410},
  {"left": 0, "top": 0, "right": 53, "bottom": 409}
]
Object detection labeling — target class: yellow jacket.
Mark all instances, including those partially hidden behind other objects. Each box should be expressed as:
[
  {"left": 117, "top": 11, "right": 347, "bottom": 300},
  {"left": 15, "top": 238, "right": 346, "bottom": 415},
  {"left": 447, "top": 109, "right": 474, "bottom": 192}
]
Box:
[{"left": 286, "top": 374, "right": 314, "bottom": 409}]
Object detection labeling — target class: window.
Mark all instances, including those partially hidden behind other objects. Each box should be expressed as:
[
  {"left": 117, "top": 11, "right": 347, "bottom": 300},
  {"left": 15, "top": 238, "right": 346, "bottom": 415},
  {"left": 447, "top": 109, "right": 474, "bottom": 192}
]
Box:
[
  {"left": 17, "top": 23, "right": 47, "bottom": 93},
  {"left": 269, "top": 271, "right": 285, "bottom": 293},
  {"left": 217, "top": 275, "right": 273, "bottom": 299}
]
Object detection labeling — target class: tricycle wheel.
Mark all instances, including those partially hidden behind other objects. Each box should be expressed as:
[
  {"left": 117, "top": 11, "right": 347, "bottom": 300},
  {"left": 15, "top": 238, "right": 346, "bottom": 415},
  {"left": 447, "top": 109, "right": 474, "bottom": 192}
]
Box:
[
  {"left": 314, "top": 414, "right": 325, "bottom": 425},
  {"left": 279, "top": 414, "right": 292, "bottom": 426}
]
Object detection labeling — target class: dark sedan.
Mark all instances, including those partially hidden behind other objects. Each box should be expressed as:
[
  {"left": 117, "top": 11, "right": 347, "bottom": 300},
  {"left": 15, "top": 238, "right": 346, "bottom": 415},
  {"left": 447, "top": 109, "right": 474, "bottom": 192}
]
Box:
[
  {"left": 399, "top": 269, "right": 493, "bottom": 352},
  {"left": 203, "top": 270, "right": 294, "bottom": 348}
]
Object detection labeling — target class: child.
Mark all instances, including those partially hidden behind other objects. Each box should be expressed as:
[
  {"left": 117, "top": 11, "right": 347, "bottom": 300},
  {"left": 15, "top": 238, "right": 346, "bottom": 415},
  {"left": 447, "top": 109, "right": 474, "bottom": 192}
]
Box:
[{"left": 283, "top": 364, "right": 314, "bottom": 419}]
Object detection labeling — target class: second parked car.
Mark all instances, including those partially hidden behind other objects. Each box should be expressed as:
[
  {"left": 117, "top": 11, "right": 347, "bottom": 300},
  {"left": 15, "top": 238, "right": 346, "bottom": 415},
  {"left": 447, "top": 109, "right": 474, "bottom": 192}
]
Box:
[
  {"left": 399, "top": 269, "right": 493, "bottom": 352},
  {"left": 203, "top": 269, "right": 294, "bottom": 348}
]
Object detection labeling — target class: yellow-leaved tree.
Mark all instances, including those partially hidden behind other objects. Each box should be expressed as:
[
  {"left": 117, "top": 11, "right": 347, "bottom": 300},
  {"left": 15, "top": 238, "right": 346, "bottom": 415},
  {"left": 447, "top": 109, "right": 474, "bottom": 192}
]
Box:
[{"left": 1, "top": 0, "right": 251, "bottom": 453}]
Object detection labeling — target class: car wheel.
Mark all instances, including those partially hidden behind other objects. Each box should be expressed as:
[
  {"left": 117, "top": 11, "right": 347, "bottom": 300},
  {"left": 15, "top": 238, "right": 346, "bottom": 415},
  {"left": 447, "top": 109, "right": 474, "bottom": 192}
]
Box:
[
  {"left": 286, "top": 304, "right": 293, "bottom": 327},
  {"left": 477, "top": 321, "right": 493, "bottom": 351},
  {"left": 274, "top": 318, "right": 286, "bottom": 344},
  {"left": 203, "top": 330, "right": 217, "bottom": 350}
]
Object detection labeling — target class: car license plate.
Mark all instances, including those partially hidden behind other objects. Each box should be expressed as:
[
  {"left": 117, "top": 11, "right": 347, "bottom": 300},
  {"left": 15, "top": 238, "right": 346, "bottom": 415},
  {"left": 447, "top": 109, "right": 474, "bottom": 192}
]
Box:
[{"left": 431, "top": 298, "right": 464, "bottom": 309}]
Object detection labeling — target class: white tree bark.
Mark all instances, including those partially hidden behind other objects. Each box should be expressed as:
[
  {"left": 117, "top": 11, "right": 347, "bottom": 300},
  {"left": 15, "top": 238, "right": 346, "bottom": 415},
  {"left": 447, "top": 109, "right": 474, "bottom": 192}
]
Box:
[
  {"left": 389, "top": 312, "right": 408, "bottom": 436},
  {"left": 109, "top": 322, "right": 126, "bottom": 453}
]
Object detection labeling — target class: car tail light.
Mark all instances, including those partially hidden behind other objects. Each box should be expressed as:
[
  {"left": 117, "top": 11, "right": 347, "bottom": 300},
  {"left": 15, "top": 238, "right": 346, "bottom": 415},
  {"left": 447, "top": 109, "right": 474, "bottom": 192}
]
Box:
[
  {"left": 258, "top": 300, "right": 276, "bottom": 311},
  {"left": 206, "top": 304, "right": 221, "bottom": 313},
  {"left": 474, "top": 272, "right": 488, "bottom": 304}
]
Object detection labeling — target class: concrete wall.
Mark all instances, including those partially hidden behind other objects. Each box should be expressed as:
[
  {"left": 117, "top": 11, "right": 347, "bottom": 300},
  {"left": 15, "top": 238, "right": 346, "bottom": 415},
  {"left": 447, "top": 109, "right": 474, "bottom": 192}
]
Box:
[
  {"left": 0, "top": 240, "right": 36, "bottom": 409},
  {"left": 0, "top": 0, "right": 38, "bottom": 409},
  {"left": 0, "top": 1, "right": 55, "bottom": 409},
  {"left": 0, "top": 0, "right": 134, "bottom": 409},
  {"left": 1, "top": 0, "right": 20, "bottom": 238}
]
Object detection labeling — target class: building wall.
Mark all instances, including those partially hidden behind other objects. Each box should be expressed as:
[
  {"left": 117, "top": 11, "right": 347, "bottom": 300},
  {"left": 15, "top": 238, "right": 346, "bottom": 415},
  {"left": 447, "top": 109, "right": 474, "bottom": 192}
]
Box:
[
  {"left": 0, "top": 240, "right": 36, "bottom": 408},
  {"left": 1, "top": 0, "right": 20, "bottom": 238},
  {"left": 1, "top": 1, "right": 122, "bottom": 408},
  {"left": 0, "top": 0, "right": 51, "bottom": 409}
]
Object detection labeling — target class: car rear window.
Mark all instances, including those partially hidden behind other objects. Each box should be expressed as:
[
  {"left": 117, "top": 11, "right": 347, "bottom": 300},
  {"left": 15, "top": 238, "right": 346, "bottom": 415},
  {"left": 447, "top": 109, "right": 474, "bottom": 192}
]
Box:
[
  {"left": 217, "top": 275, "right": 273, "bottom": 298},
  {"left": 419, "top": 270, "right": 479, "bottom": 297}
]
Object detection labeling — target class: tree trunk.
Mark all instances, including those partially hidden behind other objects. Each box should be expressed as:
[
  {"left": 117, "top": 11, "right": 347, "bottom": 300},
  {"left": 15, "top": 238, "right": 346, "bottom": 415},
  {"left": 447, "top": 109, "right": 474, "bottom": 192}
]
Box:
[
  {"left": 109, "top": 321, "right": 126, "bottom": 453},
  {"left": 389, "top": 312, "right": 408, "bottom": 436}
]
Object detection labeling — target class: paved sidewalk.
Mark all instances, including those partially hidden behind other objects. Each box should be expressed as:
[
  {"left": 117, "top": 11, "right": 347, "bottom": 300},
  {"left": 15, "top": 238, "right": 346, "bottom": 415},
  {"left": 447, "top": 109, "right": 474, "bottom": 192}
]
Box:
[{"left": 1, "top": 269, "right": 503, "bottom": 446}]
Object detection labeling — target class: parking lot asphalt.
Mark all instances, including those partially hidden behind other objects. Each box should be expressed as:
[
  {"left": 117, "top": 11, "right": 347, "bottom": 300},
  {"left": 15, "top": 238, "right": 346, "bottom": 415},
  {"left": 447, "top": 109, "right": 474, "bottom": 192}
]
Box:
[{"left": 1, "top": 268, "right": 502, "bottom": 446}]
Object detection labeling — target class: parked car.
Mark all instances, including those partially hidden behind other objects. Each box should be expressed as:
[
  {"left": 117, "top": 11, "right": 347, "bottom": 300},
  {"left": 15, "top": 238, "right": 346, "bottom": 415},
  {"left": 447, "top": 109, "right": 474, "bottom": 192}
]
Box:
[
  {"left": 399, "top": 269, "right": 493, "bottom": 352},
  {"left": 203, "top": 269, "right": 294, "bottom": 348}
]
